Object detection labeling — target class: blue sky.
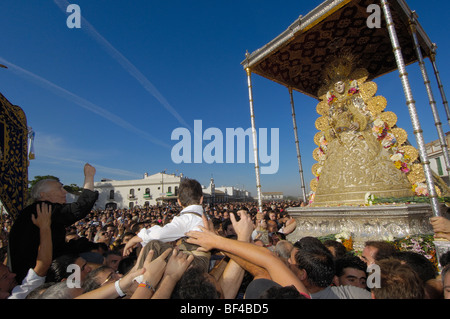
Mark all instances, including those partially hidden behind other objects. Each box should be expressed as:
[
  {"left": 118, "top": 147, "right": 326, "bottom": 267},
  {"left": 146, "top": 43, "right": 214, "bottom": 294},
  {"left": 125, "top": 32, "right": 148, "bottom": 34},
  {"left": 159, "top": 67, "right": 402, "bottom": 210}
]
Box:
[{"left": 1, "top": 0, "right": 449, "bottom": 198}]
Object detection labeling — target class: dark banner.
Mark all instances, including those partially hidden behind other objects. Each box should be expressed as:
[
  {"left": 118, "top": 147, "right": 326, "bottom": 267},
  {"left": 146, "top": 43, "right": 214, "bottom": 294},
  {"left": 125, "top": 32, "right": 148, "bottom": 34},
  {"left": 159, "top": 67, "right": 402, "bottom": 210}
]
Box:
[{"left": 0, "top": 92, "right": 28, "bottom": 221}]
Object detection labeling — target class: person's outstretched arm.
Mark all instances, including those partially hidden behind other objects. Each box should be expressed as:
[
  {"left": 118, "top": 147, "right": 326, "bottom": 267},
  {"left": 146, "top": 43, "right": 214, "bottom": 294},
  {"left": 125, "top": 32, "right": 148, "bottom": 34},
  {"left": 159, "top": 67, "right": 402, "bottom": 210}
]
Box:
[
  {"left": 186, "top": 226, "right": 309, "bottom": 296},
  {"left": 57, "top": 163, "right": 98, "bottom": 226},
  {"left": 82, "top": 163, "right": 96, "bottom": 191},
  {"left": 151, "top": 249, "right": 194, "bottom": 299},
  {"left": 32, "top": 203, "right": 53, "bottom": 277}
]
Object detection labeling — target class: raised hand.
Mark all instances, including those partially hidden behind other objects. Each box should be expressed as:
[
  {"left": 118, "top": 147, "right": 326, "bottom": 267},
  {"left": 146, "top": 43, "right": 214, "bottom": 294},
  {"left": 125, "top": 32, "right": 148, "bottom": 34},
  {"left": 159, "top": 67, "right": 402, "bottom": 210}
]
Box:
[
  {"left": 32, "top": 202, "right": 52, "bottom": 229},
  {"left": 230, "top": 210, "right": 253, "bottom": 242}
]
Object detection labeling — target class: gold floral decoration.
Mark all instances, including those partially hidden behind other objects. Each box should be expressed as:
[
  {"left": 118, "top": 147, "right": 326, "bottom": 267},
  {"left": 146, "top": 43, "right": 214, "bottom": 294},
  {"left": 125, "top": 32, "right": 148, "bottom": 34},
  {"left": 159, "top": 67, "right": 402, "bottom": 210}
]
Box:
[
  {"left": 366, "top": 95, "right": 387, "bottom": 115},
  {"left": 350, "top": 68, "right": 369, "bottom": 87},
  {"left": 379, "top": 111, "right": 397, "bottom": 128},
  {"left": 312, "top": 147, "right": 323, "bottom": 162},
  {"left": 407, "top": 163, "right": 426, "bottom": 184},
  {"left": 358, "top": 81, "right": 378, "bottom": 102},
  {"left": 312, "top": 163, "right": 322, "bottom": 177},
  {"left": 391, "top": 127, "right": 407, "bottom": 146},
  {"left": 315, "top": 115, "right": 330, "bottom": 131},
  {"left": 310, "top": 178, "right": 318, "bottom": 192},
  {"left": 399, "top": 145, "right": 419, "bottom": 163},
  {"left": 316, "top": 100, "right": 329, "bottom": 116},
  {"left": 314, "top": 132, "right": 324, "bottom": 146}
]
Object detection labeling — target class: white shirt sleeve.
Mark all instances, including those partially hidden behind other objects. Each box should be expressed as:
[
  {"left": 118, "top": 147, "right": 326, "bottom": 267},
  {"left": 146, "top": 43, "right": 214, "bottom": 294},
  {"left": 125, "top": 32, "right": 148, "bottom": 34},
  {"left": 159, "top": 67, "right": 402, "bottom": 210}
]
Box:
[
  {"left": 8, "top": 268, "right": 45, "bottom": 299},
  {"left": 137, "top": 214, "right": 203, "bottom": 244}
]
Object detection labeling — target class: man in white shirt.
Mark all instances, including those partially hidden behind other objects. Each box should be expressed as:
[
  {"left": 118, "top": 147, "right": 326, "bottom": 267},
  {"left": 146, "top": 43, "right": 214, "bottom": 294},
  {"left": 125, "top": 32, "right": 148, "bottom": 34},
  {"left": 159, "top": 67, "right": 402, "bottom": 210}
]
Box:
[{"left": 123, "top": 178, "right": 205, "bottom": 256}]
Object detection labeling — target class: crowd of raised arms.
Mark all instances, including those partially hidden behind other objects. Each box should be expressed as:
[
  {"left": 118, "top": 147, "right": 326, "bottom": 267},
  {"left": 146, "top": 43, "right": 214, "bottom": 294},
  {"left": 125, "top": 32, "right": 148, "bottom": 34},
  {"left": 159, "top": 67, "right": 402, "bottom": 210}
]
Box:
[{"left": 1, "top": 164, "right": 450, "bottom": 300}]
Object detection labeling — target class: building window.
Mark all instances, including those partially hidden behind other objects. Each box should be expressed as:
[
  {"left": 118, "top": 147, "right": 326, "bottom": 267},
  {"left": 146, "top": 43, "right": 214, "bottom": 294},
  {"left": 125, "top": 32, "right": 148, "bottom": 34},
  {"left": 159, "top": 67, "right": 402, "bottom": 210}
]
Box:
[
  {"left": 175, "top": 186, "right": 178, "bottom": 195},
  {"left": 436, "top": 157, "right": 444, "bottom": 176},
  {"left": 130, "top": 189, "right": 135, "bottom": 196},
  {"left": 168, "top": 186, "right": 172, "bottom": 193},
  {"left": 145, "top": 188, "right": 150, "bottom": 194},
  {"left": 109, "top": 190, "right": 114, "bottom": 200}
]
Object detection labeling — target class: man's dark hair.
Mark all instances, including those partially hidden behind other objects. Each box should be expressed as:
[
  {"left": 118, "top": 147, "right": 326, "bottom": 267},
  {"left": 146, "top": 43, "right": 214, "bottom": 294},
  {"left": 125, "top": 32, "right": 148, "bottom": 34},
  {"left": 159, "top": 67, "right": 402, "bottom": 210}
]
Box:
[
  {"left": 118, "top": 256, "right": 137, "bottom": 275},
  {"left": 365, "top": 241, "right": 398, "bottom": 261},
  {"left": 82, "top": 265, "right": 114, "bottom": 292},
  {"left": 439, "top": 251, "right": 450, "bottom": 268},
  {"left": 178, "top": 178, "right": 203, "bottom": 207},
  {"left": 323, "top": 240, "right": 348, "bottom": 259},
  {"left": 392, "top": 251, "right": 437, "bottom": 282},
  {"left": 295, "top": 240, "right": 335, "bottom": 288},
  {"left": 45, "top": 253, "right": 80, "bottom": 283},
  {"left": 372, "top": 258, "right": 425, "bottom": 299},
  {"left": 171, "top": 267, "right": 221, "bottom": 299},
  {"left": 237, "top": 206, "right": 249, "bottom": 213},
  {"left": 294, "top": 236, "right": 325, "bottom": 250},
  {"left": 335, "top": 255, "right": 368, "bottom": 277}
]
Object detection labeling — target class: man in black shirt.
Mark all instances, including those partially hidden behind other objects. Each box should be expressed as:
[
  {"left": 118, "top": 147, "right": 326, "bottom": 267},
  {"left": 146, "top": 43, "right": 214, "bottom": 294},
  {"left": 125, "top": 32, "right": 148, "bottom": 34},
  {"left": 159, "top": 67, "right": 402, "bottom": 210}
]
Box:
[{"left": 8, "top": 163, "right": 98, "bottom": 283}]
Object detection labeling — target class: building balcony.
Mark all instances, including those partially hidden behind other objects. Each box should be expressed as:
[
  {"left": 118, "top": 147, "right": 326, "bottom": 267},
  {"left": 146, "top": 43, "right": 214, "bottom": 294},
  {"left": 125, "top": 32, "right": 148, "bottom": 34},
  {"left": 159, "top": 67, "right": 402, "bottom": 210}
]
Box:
[{"left": 143, "top": 193, "right": 152, "bottom": 199}]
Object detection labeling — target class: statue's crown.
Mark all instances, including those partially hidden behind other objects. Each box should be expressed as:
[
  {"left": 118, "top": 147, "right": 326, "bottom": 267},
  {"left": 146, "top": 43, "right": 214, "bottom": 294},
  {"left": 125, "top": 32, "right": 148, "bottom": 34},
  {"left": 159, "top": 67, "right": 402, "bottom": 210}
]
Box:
[{"left": 322, "top": 54, "right": 356, "bottom": 85}]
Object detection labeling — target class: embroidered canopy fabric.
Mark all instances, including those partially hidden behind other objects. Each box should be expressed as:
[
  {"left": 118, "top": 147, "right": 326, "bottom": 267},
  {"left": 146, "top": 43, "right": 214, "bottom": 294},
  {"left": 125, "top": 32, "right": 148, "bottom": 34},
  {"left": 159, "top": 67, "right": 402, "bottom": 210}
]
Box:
[
  {"left": 241, "top": 0, "right": 433, "bottom": 99},
  {"left": 0, "top": 92, "right": 29, "bottom": 220}
]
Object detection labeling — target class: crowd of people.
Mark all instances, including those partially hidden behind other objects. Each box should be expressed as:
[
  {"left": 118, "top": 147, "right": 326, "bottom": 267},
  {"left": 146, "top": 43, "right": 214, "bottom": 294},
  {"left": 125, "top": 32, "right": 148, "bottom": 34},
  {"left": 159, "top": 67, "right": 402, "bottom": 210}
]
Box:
[{"left": 1, "top": 163, "right": 450, "bottom": 300}]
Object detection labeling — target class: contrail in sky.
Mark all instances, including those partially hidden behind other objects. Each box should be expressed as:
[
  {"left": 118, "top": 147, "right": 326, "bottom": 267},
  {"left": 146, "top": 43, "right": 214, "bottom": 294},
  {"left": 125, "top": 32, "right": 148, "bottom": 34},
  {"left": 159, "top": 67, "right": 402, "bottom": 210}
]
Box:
[
  {"left": 54, "top": 0, "right": 192, "bottom": 131},
  {"left": 0, "top": 56, "right": 171, "bottom": 149}
]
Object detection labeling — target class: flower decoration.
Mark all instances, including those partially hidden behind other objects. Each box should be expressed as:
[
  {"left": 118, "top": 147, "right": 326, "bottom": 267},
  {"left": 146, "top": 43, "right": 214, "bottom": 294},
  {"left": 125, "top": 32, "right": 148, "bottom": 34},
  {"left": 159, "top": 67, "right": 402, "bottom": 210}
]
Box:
[
  {"left": 348, "top": 87, "right": 359, "bottom": 96},
  {"left": 347, "top": 80, "right": 359, "bottom": 96},
  {"left": 372, "top": 118, "right": 389, "bottom": 141},
  {"left": 390, "top": 150, "right": 411, "bottom": 173},
  {"left": 318, "top": 230, "right": 354, "bottom": 252},
  {"left": 327, "top": 94, "right": 337, "bottom": 105},
  {"left": 412, "top": 182, "right": 429, "bottom": 196},
  {"left": 308, "top": 192, "right": 316, "bottom": 205},
  {"left": 380, "top": 132, "right": 397, "bottom": 150},
  {"left": 393, "top": 235, "right": 439, "bottom": 271},
  {"left": 317, "top": 147, "right": 326, "bottom": 162},
  {"left": 319, "top": 135, "right": 328, "bottom": 152},
  {"left": 364, "top": 192, "right": 376, "bottom": 206}
]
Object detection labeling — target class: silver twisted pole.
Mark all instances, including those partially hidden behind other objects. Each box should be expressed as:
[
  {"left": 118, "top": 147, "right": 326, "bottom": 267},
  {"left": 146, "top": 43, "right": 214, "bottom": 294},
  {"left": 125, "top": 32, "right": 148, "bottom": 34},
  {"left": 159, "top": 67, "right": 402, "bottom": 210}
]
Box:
[
  {"left": 380, "top": 0, "right": 441, "bottom": 217},
  {"left": 430, "top": 44, "right": 450, "bottom": 126},
  {"left": 288, "top": 87, "right": 307, "bottom": 202},
  {"left": 246, "top": 67, "right": 263, "bottom": 213},
  {"left": 409, "top": 13, "right": 450, "bottom": 179}
]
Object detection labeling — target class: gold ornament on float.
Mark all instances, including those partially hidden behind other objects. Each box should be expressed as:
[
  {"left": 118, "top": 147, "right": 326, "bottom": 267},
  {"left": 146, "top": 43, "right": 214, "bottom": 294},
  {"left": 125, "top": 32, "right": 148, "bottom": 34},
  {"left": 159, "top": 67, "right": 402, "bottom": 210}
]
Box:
[
  {"left": 367, "top": 96, "right": 387, "bottom": 115},
  {"left": 399, "top": 145, "right": 419, "bottom": 163},
  {"left": 379, "top": 111, "right": 397, "bottom": 128},
  {"left": 407, "top": 163, "right": 426, "bottom": 184},
  {"left": 358, "top": 81, "right": 378, "bottom": 102},
  {"left": 391, "top": 128, "right": 407, "bottom": 146},
  {"left": 316, "top": 100, "right": 329, "bottom": 116}
]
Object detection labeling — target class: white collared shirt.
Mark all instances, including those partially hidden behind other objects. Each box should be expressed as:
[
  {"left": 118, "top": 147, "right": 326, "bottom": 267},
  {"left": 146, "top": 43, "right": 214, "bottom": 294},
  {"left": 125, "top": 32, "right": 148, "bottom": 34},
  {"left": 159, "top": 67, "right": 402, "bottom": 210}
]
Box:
[
  {"left": 8, "top": 268, "right": 45, "bottom": 299},
  {"left": 137, "top": 205, "right": 204, "bottom": 245}
]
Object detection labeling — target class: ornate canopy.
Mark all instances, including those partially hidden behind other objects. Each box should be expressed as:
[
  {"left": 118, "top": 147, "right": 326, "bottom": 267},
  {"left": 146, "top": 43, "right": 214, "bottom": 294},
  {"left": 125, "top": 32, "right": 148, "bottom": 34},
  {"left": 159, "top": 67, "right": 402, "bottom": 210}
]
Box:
[
  {"left": 241, "top": 0, "right": 433, "bottom": 99},
  {"left": 0, "top": 93, "right": 29, "bottom": 220}
]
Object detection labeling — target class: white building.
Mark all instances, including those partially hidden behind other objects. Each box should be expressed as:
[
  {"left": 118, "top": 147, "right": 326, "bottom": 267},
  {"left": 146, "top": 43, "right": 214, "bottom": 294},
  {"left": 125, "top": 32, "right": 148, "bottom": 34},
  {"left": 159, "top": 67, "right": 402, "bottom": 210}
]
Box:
[
  {"left": 202, "top": 177, "right": 252, "bottom": 204},
  {"left": 426, "top": 132, "right": 450, "bottom": 185},
  {"left": 93, "top": 173, "right": 253, "bottom": 210},
  {"left": 94, "top": 172, "right": 182, "bottom": 210}
]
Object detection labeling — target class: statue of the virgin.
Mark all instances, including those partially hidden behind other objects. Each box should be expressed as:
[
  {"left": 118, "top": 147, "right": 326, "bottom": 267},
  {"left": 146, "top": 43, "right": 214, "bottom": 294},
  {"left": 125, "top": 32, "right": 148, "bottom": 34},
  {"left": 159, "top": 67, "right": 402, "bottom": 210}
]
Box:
[{"left": 310, "top": 54, "right": 415, "bottom": 206}]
